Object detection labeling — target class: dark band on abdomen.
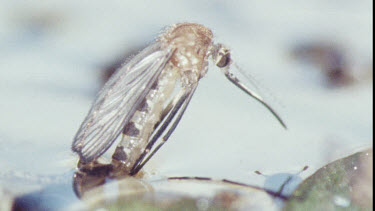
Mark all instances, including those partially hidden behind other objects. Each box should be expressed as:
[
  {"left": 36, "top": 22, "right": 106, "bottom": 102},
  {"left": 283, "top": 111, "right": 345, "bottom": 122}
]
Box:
[{"left": 123, "top": 122, "right": 140, "bottom": 137}]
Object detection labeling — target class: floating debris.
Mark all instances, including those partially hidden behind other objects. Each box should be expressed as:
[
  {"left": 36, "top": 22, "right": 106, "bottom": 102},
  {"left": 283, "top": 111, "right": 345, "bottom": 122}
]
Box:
[{"left": 291, "top": 41, "right": 355, "bottom": 87}]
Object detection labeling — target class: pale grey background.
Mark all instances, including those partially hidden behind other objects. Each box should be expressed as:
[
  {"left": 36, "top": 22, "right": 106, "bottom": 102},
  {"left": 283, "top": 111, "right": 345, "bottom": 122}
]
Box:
[{"left": 0, "top": 0, "right": 372, "bottom": 199}]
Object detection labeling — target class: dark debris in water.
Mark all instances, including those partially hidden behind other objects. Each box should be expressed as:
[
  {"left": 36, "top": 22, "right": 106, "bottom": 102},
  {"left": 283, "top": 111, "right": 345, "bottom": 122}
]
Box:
[
  {"left": 100, "top": 45, "right": 146, "bottom": 86},
  {"left": 291, "top": 41, "right": 372, "bottom": 88}
]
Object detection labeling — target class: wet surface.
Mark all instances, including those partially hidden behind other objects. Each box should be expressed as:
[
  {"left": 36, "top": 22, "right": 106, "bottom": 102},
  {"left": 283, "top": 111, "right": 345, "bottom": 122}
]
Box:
[
  {"left": 10, "top": 171, "right": 276, "bottom": 210},
  {"left": 6, "top": 149, "right": 373, "bottom": 210},
  {"left": 12, "top": 177, "right": 78, "bottom": 211}
]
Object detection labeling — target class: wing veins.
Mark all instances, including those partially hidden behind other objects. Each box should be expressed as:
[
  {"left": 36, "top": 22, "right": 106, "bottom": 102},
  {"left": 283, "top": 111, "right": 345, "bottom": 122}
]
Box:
[{"left": 73, "top": 43, "right": 174, "bottom": 162}]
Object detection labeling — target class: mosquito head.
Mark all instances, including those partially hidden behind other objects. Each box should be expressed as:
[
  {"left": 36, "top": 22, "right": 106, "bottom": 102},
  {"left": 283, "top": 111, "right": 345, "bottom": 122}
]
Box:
[
  {"left": 213, "top": 44, "right": 232, "bottom": 69},
  {"left": 215, "top": 47, "right": 231, "bottom": 68}
]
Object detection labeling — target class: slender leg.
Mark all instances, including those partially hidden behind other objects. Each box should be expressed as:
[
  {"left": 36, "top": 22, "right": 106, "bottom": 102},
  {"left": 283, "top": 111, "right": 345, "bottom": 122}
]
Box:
[
  {"left": 130, "top": 85, "right": 197, "bottom": 175},
  {"left": 129, "top": 91, "right": 188, "bottom": 175},
  {"left": 152, "top": 97, "right": 175, "bottom": 130},
  {"left": 135, "top": 87, "right": 195, "bottom": 172},
  {"left": 167, "top": 176, "right": 289, "bottom": 200}
]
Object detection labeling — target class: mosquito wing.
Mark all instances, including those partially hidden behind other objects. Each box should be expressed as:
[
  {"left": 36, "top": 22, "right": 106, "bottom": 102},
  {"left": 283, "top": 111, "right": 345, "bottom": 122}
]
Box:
[{"left": 72, "top": 42, "right": 174, "bottom": 163}]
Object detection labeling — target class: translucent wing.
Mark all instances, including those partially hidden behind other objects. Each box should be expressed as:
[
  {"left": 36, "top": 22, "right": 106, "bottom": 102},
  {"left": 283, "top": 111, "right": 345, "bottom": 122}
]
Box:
[{"left": 72, "top": 42, "right": 174, "bottom": 163}]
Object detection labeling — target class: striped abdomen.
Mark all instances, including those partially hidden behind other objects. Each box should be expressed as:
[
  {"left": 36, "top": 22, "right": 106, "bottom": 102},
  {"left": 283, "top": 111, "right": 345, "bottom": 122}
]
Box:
[{"left": 112, "top": 63, "right": 179, "bottom": 171}]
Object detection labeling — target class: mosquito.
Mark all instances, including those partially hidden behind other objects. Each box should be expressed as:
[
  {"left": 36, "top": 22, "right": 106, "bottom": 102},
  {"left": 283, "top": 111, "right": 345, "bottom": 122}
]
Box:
[{"left": 72, "top": 23, "right": 287, "bottom": 176}]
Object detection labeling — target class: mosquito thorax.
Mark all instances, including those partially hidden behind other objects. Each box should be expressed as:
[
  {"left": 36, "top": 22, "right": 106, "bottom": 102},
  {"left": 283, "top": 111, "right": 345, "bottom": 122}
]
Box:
[{"left": 160, "top": 23, "right": 214, "bottom": 84}]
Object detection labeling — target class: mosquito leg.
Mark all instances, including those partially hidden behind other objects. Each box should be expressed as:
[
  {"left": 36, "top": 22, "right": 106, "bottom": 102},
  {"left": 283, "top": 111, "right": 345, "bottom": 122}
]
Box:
[
  {"left": 169, "top": 176, "right": 212, "bottom": 181},
  {"left": 130, "top": 85, "right": 197, "bottom": 175},
  {"left": 130, "top": 91, "right": 190, "bottom": 175},
  {"left": 153, "top": 98, "right": 174, "bottom": 130},
  {"left": 129, "top": 91, "right": 189, "bottom": 175},
  {"left": 167, "top": 176, "right": 289, "bottom": 200},
  {"left": 138, "top": 88, "right": 194, "bottom": 170}
]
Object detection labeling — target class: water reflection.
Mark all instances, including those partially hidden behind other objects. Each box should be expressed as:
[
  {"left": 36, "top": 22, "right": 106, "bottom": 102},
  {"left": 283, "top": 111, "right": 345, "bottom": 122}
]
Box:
[
  {"left": 255, "top": 166, "right": 309, "bottom": 197},
  {"left": 11, "top": 167, "right": 150, "bottom": 210},
  {"left": 11, "top": 171, "right": 78, "bottom": 211},
  {"left": 72, "top": 158, "right": 149, "bottom": 197},
  {"left": 73, "top": 170, "right": 108, "bottom": 199},
  {"left": 72, "top": 173, "right": 153, "bottom": 210}
]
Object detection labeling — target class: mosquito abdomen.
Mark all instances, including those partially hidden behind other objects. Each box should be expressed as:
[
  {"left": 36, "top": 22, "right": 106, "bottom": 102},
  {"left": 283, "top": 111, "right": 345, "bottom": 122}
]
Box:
[{"left": 113, "top": 63, "right": 180, "bottom": 171}]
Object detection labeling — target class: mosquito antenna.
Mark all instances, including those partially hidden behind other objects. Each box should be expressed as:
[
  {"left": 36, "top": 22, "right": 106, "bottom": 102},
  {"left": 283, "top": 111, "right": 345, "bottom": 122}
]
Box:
[{"left": 224, "top": 71, "right": 287, "bottom": 129}]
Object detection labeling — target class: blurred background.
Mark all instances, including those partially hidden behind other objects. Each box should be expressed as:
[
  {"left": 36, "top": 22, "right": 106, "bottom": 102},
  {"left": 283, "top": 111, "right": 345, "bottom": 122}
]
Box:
[{"left": 0, "top": 0, "right": 372, "bottom": 210}]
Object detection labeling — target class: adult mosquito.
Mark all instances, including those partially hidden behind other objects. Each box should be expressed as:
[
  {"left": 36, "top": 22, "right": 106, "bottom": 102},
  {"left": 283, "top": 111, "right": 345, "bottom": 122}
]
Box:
[{"left": 72, "top": 23, "right": 287, "bottom": 176}]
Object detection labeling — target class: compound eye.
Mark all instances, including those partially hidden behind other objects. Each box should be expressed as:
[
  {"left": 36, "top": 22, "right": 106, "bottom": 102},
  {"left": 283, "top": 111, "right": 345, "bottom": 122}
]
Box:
[{"left": 216, "top": 49, "right": 231, "bottom": 68}]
